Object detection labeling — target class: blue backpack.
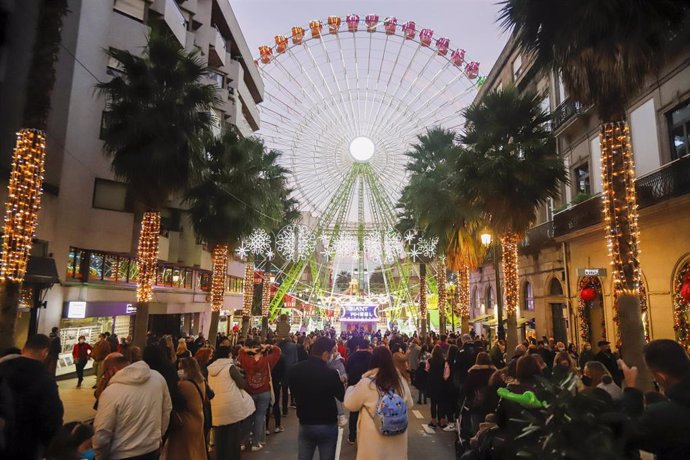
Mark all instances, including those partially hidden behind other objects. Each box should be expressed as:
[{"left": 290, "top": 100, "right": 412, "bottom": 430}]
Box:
[{"left": 367, "top": 377, "right": 408, "bottom": 436}]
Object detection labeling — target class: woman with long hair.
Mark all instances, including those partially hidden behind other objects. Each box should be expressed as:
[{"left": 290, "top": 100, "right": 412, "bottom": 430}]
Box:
[
  {"left": 161, "top": 358, "right": 208, "bottom": 460},
  {"left": 344, "top": 346, "right": 413, "bottom": 460},
  {"left": 583, "top": 361, "right": 623, "bottom": 400},
  {"left": 425, "top": 345, "right": 447, "bottom": 428},
  {"left": 194, "top": 347, "right": 214, "bottom": 379},
  {"left": 176, "top": 339, "right": 192, "bottom": 365}
]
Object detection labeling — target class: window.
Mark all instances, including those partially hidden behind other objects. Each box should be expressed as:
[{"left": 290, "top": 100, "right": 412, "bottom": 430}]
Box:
[
  {"left": 523, "top": 282, "right": 534, "bottom": 311},
  {"left": 540, "top": 95, "right": 551, "bottom": 115},
  {"left": 113, "top": 0, "right": 146, "bottom": 21},
  {"left": 99, "top": 111, "right": 112, "bottom": 140},
  {"left": 208, "top": 70, "right": 225, "bottom": 89},
  {"left": 92, "top": 178, "right": 132, "bottom": 212},
  {"left": 668, "top": 100, "right": 690, "bottom": 160},
  {"left": 572, "top": 162, "right": 591, "bottom": 195},
  {"left": 512, "top": 54, "right": 523, "bottom": 80}
]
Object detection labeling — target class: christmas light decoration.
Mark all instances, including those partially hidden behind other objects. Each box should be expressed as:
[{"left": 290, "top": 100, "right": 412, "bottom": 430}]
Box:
[
  {"left": 578, "top": 276, "right": 604, "bottom": 342},
  {"left": 136, "top": 211, "right": 160, "bottom": 302},
  {"left": 673, "top": 261, "right": 690, "bottom": 348},
  {"left": 0, "top": 129, "right": 46, "bottom": 283},
  {"left": 261, "top": 275, "right": 271, "bottom": 317},
  {"left": 211, "top": 244, "right": 228, "bottom": 311},
  {"left": 242, "top": 259, "right": 254, "bottom": 317},
  {"left": 243, "top": 228, "right": 272, "bottom": 257},
  {"left": 276, "top": 224, "right": 316, "bottom": 262},
  {"left": 419, "top": 263, "right": 427, "bottom": 321},
  {"left": 437, "top": 260, "right": 447, "bottom": 333},
  {"left": 457, "top": 264, "right": 470, "bottom": 323},
  {"left": 600, "top": 122, "right": 641, "bottom": 298},
  {"left": 612, "top": 282, "right": 649, "bottom": 342},
  {"left": 500, "top": 233, "right": 520, "bottom": 316}
]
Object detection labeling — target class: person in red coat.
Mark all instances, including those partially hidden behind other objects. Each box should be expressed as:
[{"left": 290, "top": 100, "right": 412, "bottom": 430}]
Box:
[{"left": 72, "top": 335, "right": 92, "bottom": 387}]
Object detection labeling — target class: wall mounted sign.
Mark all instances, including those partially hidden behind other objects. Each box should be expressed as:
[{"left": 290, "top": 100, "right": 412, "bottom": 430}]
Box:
[
  {"left": 339, "top": 304, "right": 378, "bottom": 322},
  {"left": 577, "top": 268, "right": 607, "bottom": 277}
]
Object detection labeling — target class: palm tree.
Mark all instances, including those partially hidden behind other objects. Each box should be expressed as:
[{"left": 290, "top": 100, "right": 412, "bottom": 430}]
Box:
[
  {"left": 397, "top": 128, "right": 484, "bottom": 336},
  {"left": 499, "top": 0, "right": 690, "bottom": 385},
  {"left": 457, "top": 87, "right": 566, "bottom": 353},
  {"left": 187, "top": 131, "right": 296, "bottom": 338},
  {"left": 0, "top": 0, "right": 69, "bottom": 351},
  {"left": 97, "top": 27, "right": 217, "bottom": 345}
]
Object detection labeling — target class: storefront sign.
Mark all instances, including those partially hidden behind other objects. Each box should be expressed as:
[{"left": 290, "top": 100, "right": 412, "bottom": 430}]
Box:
[
  {"left": 339, "top": 304, "right": 378, "bottom": 322},
  {"left": 125, "top": 303, "right": 137, "bottom": 314},
  {"left": 66, "top": 301, "right": 87, "bottom": 319},
  {"left": 577, "top": 268, "right": 607, "bottom": 277}
]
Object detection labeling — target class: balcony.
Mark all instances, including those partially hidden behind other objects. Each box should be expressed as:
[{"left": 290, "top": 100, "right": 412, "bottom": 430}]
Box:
[
  {"left": 66, "top": 247, "right": 211, "bottom": 293},
  {"left": 519, "top": 221, "right": 556, "bottom": 255},
  {"left": 209, "top": 27, "right": 227, "bottom": 67},
  {"left": 150, "top": 0, "right": 187, "bottom": 46},
  {"left": 551, "top": 99, "right": 585, "bottom": 132},
  {"left": 553, "top": 155, "right": 690, "bottom": 237}
]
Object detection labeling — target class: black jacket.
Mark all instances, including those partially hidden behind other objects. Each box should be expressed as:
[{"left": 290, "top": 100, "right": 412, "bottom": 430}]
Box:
[
  {"left": 0, "top": 355, "right": 64, "bottom": 460},
  {"left": 289, "top": 356, "right": 344, "bottom": 425},
  {"left": 453, "top": 343, "right": 477, "bottom": 385},
  {"left": 624, "top": 373, "right": 690, "bottom": 460},
  {"left": 345, "top": 350, "right": 372, "bottom": 386}
]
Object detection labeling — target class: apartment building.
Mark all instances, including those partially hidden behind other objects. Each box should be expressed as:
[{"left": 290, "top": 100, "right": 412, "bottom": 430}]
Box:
[
  {"left": 0, "top": 0, "right": 262, "bottom": 366},
  {"left": 468, "top": 34, "right": 690, "bottom": 349}
]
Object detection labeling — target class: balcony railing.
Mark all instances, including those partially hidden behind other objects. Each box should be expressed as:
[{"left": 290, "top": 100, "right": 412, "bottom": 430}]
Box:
[
  {"left": 66, "top": 247, "right": 212, "bottom": 293},
  {"left": 519, "top": 221, "right": 556, "bottom": 253},
  {"left": 553, "top": 155, "right": 690, "bottom": 237},
  {"left": 551, "top": 99, "right": 585, "bottom": 131}
]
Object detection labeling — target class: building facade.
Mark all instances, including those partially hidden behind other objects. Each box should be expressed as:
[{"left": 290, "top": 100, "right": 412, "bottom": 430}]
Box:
[
  {"left": 0, "top": 0, "right": 262, "bottom": 364},
  {"left": 468, "top": 34, "right": 690, "bottom": 351}
]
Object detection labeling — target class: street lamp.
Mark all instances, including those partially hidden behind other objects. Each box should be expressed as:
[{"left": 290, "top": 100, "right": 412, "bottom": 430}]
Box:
[{"left": 481, "top": 229, "right": 505, "bottom": 341}]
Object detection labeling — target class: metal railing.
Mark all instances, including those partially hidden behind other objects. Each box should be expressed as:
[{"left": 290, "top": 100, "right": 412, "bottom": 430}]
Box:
[
  {"left": 520, "top": 221, "right": 556, "bottom": 252},
  {"left": 552, "top": 99, "right": 585, "bottom": 131}
]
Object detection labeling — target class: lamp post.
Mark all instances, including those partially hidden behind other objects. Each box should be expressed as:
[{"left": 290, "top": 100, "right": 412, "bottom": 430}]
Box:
[{"left": 481, "top": 230, "right": 505, "bottom": 341}]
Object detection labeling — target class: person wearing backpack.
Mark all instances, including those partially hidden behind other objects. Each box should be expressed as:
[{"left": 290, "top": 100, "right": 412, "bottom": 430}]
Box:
[{"left": 344, "top": 346, "right": 413, "bottom": 460}]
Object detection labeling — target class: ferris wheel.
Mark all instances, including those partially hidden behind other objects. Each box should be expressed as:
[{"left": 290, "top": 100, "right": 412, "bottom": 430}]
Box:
[{"left": 250, "top": 14, "right": 483, "bottom": 322}]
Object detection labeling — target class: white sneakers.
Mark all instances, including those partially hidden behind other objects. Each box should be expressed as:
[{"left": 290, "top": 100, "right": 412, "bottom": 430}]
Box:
[{"left": 442, "top": 423, "right": 456, "bottom": 432}]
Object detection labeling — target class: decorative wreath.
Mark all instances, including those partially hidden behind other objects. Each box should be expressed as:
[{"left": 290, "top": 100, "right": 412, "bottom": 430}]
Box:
[{"left": 578, "top": 276, "right": 605, "bottom": 343}]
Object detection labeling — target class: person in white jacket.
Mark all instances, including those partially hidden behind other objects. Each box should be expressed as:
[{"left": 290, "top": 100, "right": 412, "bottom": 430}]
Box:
[
  {"left": 93, "top": 356, "right": 172, "bottom": 460},
  {"left": 344, "top": 346, "right": 414, "bottom": 460},
  {"left": 207, "top": 345, "right": 256, "bottom": 460}
]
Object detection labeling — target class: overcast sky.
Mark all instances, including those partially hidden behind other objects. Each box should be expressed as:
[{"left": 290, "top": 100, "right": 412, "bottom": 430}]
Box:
[{"left": 230, "top": 0, "right": 509, "bottom": 75}]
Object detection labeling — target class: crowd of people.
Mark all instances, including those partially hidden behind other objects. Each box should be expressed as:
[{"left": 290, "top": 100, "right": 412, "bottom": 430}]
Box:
[{"left": 1, "top": 318, "right": 690, "bottom": 459}]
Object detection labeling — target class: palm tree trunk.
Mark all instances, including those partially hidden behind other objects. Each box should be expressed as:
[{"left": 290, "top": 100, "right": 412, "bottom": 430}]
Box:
[
  {"left": 457, "top": 263, "right": 471, "bottom": 333},
  {"left": 419, "top": 262, "right": 427, "bottom": 337},
  {"left": 600, "top": 121, "right": 651, "bottom": 390},
  {"left": 241, "top": 258, "right": 254, "bottom": 339},
  {"left": 261, "top": 276, "right": 271, "bottom": 339},
  {"left": 501, "top": 232, "right": 520, "bottom": 354},
  {"left": 0, "top": 130, "right": 47, "bottom": 350},
  {"left": 437, "top": 260, "right": 447, "bottom": 334},
  {"left": 132, "top": 211, "right": 159, "bottom": 347},
  {"left": 211, "top": 243, "right": 229, "bottom": 311}
]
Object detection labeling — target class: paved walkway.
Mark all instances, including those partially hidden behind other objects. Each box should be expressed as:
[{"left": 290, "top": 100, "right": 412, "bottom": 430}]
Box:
[{"left": 59, "top": 375, "right": 457, "bottom": 459}]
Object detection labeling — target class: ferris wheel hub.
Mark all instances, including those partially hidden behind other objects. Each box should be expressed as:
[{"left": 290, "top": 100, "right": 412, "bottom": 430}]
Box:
[{"left": 349, "top": 136, "right": 375, "bottom": 162}]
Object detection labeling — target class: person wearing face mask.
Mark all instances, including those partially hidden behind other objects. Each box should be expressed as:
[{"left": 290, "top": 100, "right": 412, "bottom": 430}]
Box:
[
  {"left": 72, "top": 335, "right": 92, "bottom": 387},
  {"left": 620, "top": 339, "right": 690, "bottom": 460},
  {"left": 0, "top": 334, "right": 64, "bottom": 460}
]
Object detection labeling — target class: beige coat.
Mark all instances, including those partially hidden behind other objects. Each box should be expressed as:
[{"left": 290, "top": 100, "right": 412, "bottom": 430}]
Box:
[
  {"left": 161, "top": 380, "right": 207, "bottom": 460},
  {"left": 344, "top": 369, "right": 414, "bottom": 460}
]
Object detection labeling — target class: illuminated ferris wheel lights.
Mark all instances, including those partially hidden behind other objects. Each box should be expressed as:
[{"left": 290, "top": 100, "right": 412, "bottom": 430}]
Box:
[{"left": 349, "top": 136, "right": 375, "bottom": 162}]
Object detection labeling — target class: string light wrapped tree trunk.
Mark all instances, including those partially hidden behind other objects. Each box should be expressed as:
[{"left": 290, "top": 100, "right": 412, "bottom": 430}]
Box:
[
  {"left": 210, "top": 244, "right": 229, "bottom": 311},
  {"left": 0, "top": 0, "right": 68, "bottom": 350},
  {"left": 501, "top": 232, "right": 521, "bottom": 353},
  {"left": 457, "top": 263, "right": 471, "bottom": 333},
  {"left": 419, "top": 262, "right": 427, "bottom": 337},
  {"left": 437, "top": 259, "right": 447, "bottom": 334},
  {"left": 261, "top": 274, "right": 271, "bottom": 339},
  {"left": 241, "top": 258, "right": 254, "bottom": 338},
  {"left": 135, "top": 212, "right": 160, "bottom": 303}
]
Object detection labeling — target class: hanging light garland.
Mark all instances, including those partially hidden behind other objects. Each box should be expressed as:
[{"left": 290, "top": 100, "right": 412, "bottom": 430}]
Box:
[
  {"left": 500, "top": 233, "right": 520, "bottom": 316},
  {"left": 600, "top": 122, "right": 641, "bottom": 298},
  {"left": 242, "top": 259, "right": 254, "bottom": 317},
  {"left": 419, "top": 263, "right": 427, "bottom": 321},
  {"left": 578, "top": 276, "right": 607, "bottom": 343},
  {"left": 0, "top": 129, "right": 46, "bottom": 283},
  {"left": 210, "top": 244, "right": 228, "bottom": 311},
  {"left": 136, "top": 211, "right": 160, "bottom": 302}
]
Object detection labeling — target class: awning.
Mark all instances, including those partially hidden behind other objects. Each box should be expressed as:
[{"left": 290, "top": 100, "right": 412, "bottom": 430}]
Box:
[
  {"left": 485, "top": 317, "right": 535, "bottom": 327},
  {"left": 470, "top": 313, "right": 494, "bottom": 324}
]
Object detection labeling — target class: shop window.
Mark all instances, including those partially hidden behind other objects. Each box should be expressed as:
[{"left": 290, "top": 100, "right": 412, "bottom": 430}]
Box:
[
  {"left": 572, "top": 162, "right": 591, "bottom": 196},
  {"left": 113, "top": 0, "right": 146, "bottom": 21},
  {"left": 523, "top": 281, "right": 534, "bottom": 311},
  {"left": 89, "top": 253, "right": 105, "bottom": 280},
  {"left": 93, "top": 178, "right": 132, "bottom": 212},
  {"left": 512, "top": 54, "right": 523, "bottom": 80},
  {"left": 668, "top": 99, "right": 690, "bottom": 160}
]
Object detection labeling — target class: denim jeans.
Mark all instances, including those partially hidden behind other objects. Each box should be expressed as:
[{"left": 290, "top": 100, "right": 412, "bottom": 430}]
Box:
[
  {"left": 250, "top": 391, "right": 272, "bottom": 446},
  {"left": 298, "top": 424, "right": 338, "bottom": 460}
]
